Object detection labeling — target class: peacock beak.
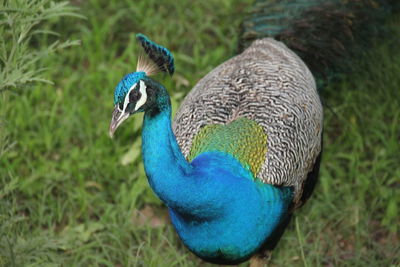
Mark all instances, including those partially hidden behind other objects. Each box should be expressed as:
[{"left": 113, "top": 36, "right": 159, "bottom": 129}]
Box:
[{"left": 109, "top": 106, "right": 130, "bottom": 138}]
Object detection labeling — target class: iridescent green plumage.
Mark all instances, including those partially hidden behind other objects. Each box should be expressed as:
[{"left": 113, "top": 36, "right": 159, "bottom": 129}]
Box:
[
  {"left": 239, "top": 0, "right": 395, "bottom": 82},
  {"left": 188, "top": 118, "right": 267, "bottom": 178}
]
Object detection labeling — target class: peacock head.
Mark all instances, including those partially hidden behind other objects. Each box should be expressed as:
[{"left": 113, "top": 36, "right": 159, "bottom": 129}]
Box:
[{"left": 109, "top": 34, "right": 174, "bottom": 138}]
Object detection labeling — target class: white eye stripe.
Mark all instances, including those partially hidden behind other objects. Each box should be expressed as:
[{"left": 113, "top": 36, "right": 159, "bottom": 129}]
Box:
[
  {"left": 134, "top": 80, "right": 147, "bottom": 111},
  {"left": 121, "top": 80, "right": 147, "bottom": 113},
  {"left": 122, "top": 83, "right": 137, "bottom": 112}
]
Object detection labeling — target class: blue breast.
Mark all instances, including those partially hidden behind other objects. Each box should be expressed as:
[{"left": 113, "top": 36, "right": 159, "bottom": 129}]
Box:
[{"left": 168, "top": 151, "right": 293, "bottom": 264}]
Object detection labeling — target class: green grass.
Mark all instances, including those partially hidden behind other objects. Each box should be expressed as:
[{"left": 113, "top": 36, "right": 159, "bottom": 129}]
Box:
[{"left": 0, "top": 0, "right": 399, "bottom": 266}]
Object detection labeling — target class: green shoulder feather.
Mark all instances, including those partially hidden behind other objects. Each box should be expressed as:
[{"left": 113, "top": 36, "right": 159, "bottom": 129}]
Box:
[{"left": 188, "top": 118, "right": 267, "bottom": 178}]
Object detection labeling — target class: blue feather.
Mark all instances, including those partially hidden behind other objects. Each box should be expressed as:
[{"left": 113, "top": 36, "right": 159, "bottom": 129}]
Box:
[{"left": 113, "top": 72, "right": 145, "bottom": 105}]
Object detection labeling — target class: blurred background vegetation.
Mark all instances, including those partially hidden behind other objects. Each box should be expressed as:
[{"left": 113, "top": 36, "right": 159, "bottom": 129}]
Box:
[{"left": 0, "top": 0, "right": 399, "bottom": 266}]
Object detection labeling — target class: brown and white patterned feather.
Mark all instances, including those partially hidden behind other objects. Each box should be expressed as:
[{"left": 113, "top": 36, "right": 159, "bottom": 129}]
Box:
[{"left": 172, "top": 38, "right": 323, "bottom": 204}]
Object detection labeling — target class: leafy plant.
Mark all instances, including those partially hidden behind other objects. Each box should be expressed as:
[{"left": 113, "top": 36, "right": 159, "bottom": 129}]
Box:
[{"left": 0, "top": 0, "right": 83, "bottom": 92}]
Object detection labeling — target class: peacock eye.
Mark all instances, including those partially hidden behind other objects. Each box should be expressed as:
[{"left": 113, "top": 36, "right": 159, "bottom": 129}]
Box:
[{"left": 129, "top": 85, "right": 141, "bottom": 102}]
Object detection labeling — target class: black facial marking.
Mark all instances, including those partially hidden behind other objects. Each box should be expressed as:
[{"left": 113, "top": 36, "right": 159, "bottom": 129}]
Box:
[{"left": 129, "top": 83, "right": 141, "bottom": 103}]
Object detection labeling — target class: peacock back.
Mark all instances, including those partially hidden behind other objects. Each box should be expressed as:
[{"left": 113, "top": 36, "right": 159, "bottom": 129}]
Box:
[{"left": 173, "top": 38, "right": 323, "bottom": 203}]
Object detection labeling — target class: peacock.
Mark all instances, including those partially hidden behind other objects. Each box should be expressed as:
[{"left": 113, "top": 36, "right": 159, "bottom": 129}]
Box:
[{"left": 108, "top": 0, "right": 397, "bottom": 265}]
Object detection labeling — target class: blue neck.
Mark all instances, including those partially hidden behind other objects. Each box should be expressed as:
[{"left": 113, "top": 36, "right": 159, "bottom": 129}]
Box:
[
  {"left": 142, "top": 104, "right": 196, "bottom": 212},
  {"left": 140, "top": 92, "right": 293, "bottom": 263}
]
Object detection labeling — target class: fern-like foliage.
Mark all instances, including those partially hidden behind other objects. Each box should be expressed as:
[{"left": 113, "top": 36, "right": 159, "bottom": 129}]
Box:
[
  {"left": 0, "top": 0, "right": 84, "bottom": 92},
  {"left": 0, "top": 0, "right": 83, "bottom": 158}
]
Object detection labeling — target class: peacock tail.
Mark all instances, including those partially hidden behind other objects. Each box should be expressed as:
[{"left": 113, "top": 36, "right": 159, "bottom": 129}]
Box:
[{"left": 239, "top": 0, "right": 397, "bottom": 81}]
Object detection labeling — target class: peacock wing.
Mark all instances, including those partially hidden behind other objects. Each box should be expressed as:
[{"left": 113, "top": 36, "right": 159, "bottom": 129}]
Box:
[
  {"left": 172, "top": 38, "right": 323, "bottom": 204},
  {"left": 187, "top": 117, "right": 267, "bottom": 178}
]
